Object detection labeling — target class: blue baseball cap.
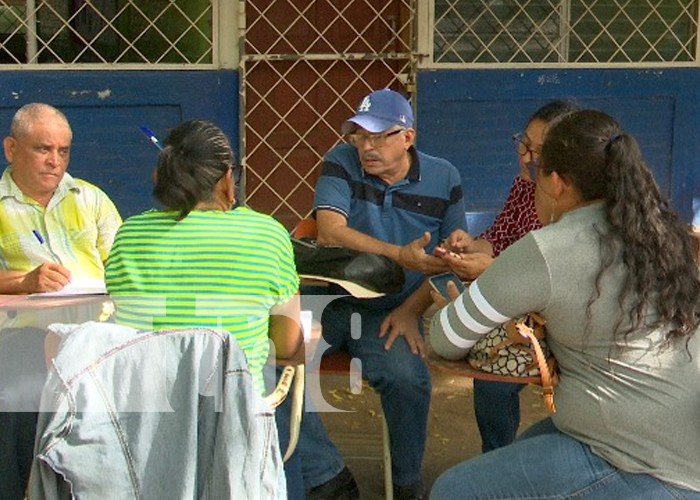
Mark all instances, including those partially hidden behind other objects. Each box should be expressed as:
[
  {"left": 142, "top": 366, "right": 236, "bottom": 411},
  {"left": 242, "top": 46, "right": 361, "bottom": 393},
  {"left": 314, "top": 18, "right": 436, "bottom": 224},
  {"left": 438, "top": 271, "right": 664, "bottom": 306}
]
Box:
[{"left": 341, "top": 89, "right": 414, "bottom": 134}]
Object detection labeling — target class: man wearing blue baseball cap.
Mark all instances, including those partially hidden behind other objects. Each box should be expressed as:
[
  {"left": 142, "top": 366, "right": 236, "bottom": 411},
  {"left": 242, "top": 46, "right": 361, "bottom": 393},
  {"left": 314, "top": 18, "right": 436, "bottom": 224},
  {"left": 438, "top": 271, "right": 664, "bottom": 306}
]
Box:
[
  {"left": 340, "top": 89, "right": 414, "bottom": 134},
  {"left": 294, "top": 89, "right": 467, "bottom": 500}
]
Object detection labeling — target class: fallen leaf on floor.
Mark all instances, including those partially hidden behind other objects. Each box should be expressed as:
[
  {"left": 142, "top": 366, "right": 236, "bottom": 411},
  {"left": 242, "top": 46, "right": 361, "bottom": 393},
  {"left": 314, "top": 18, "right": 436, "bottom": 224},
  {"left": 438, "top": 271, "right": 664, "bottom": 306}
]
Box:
[{"left": 328, "top": 389, "right": 344, "bottom": 401}]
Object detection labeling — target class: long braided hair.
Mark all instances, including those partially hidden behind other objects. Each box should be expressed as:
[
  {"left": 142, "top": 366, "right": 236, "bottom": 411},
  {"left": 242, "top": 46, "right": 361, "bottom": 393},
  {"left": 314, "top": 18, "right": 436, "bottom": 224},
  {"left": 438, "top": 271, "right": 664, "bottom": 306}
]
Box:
[{"left": 541, "top": 109, "right": 700, "bottom": 345}]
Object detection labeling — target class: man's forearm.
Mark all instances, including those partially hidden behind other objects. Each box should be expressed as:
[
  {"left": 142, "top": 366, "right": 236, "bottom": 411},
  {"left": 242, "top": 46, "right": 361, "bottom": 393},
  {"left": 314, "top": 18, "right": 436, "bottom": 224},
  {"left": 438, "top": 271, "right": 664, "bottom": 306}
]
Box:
[
  {"left": 317, "top": 224, "right": 401, "bottom": 261},
  {"left": 0, "top": 270, "right": 28, "bottom": 294}
]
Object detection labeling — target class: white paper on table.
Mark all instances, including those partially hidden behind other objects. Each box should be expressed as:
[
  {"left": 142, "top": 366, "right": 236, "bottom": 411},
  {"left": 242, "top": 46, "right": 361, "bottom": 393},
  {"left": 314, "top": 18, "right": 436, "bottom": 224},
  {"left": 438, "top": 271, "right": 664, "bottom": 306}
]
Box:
[{"left": 32, "top": 278, "right": 108, "bottom": 297}]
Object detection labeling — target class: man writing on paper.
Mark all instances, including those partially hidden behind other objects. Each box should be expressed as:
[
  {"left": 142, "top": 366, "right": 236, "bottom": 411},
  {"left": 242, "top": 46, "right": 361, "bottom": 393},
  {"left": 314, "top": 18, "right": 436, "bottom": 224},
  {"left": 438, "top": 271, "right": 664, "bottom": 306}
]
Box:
[
  {"left": 0, "top": 103, "right": 121, "bottom": 499},
  {"left": 0, "top": 103, "right": 121, "bottom": 293}
]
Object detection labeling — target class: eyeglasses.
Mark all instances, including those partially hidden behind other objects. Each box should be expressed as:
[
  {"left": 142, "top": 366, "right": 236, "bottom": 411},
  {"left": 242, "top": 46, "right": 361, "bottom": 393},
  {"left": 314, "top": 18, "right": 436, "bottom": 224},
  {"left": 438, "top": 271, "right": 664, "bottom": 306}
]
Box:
[
  {"left": 511, "top": 132, "right": 542, "bottom": 159},
  {"left": 347, "top": 128, "right": 404, "bottom": 148},
  {"left": 512, "top": 133, "right": 542, "bottom": 181}
]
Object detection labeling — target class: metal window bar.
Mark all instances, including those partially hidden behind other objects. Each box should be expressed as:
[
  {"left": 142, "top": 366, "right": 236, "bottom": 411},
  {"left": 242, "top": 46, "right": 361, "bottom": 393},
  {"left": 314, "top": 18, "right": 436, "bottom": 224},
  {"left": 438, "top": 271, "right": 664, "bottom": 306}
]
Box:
[
  {"left": 431, "top": 0, "right": 699, "bottom": 67},
  {"left": 0, "top": 0, "right": 216, "bottom": 67}
]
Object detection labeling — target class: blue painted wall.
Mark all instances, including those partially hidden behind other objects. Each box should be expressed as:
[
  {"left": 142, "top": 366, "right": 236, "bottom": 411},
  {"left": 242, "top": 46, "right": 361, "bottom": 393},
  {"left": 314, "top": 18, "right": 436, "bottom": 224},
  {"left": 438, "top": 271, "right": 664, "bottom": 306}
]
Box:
[
  {"left": 0, "top": 68, "right": 697, "bottom": 225},
  {"left": 0, "top": 70, "right": 239, "bottom": 219},
  {"left": 416, "top": 68, "right": 700, "bottom": 223}
]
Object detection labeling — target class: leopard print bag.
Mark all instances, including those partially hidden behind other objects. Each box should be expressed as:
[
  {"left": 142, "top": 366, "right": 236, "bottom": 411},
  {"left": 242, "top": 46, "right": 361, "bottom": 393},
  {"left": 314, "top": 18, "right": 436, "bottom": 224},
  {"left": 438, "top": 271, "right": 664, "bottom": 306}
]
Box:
[{"left": 467, "top": 312, "right": 557, "bottom": 412}]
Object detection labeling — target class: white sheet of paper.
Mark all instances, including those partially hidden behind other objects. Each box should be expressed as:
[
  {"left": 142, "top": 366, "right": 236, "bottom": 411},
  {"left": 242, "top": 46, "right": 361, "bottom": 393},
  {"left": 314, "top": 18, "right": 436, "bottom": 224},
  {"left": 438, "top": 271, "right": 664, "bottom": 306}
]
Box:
[{"left": 33, "top": 278, "right": 107, "bottom": 297}]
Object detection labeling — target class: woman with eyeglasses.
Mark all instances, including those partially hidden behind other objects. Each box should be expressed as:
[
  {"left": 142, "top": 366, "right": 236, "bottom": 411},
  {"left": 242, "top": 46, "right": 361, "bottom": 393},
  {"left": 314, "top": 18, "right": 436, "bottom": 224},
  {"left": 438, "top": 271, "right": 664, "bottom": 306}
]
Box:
[
  {"left": 436, "top": 100, "right": 578, "bottom": 453},
  {"left": 430, "top": 109, "right": 700, "bottom": 499},
  {"left": 439, "top": 100, "right": 578, "bottom": 280}
]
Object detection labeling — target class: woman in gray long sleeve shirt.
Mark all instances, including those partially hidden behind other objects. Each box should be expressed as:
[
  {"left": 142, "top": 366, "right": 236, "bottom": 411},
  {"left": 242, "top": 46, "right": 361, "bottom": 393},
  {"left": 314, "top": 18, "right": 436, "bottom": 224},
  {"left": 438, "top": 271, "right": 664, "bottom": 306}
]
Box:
[{"left": 430, "top": 109, "right": 700, "bottom": 499}]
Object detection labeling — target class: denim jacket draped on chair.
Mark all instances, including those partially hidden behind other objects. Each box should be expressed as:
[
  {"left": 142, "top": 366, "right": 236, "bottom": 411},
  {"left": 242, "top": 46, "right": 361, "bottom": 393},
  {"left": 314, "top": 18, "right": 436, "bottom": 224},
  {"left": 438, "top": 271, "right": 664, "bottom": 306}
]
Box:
[{"left": 29, "top": 322, "right": 285, "bottom": 500}]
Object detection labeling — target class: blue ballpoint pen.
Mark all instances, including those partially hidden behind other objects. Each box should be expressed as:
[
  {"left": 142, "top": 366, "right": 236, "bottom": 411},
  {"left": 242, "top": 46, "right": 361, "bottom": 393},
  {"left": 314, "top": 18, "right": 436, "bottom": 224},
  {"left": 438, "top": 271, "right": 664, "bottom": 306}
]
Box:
[
  {"left": 32, "top": 229, "right": 62, "bottom": 264},
  {"left": 139, "top": 125, "right": 164, "bottom": 150},
  {"left": 32, "top": 229, "right": 45, "bottom": 244}
]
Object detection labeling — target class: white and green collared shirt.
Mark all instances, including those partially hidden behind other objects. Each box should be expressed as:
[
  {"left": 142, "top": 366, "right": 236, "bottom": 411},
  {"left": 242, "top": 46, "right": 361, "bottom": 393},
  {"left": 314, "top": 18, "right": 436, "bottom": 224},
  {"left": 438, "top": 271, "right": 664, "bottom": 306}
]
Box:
[{"left": 0, "top": 167, "right": 121, "bottom": 278}]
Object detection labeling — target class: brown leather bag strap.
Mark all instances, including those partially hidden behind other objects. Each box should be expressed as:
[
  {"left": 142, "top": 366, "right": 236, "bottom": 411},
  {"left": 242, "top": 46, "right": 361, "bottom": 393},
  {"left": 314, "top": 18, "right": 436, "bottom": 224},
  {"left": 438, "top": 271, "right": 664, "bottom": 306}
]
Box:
[{"left": 515, "top": 321, "right": 557, "bottom": 413}]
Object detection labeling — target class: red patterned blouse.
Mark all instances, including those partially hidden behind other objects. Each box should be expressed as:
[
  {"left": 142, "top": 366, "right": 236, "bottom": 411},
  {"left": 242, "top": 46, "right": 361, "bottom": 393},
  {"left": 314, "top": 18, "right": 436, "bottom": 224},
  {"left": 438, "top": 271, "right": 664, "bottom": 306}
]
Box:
[{"left": 479, "top": 175, "right": 542, "bottom": 257}]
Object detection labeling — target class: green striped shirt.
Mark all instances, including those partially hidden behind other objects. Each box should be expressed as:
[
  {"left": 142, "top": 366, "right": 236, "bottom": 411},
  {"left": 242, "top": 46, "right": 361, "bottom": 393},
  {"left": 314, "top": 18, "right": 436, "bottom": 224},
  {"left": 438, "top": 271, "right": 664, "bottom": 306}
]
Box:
[{"left": 105, "top": 207, "right": 299, "bottom": 393}]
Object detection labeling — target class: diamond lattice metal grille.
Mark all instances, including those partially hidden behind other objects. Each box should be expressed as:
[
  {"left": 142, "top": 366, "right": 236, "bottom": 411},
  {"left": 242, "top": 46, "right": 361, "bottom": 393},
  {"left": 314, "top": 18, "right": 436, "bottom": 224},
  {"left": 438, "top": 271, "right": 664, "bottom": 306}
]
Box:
[
  {"left": 0, "top": 0, "right": 213, "bottom": 65},
  {"left": 434, "top": 0, "right": 698, "bottom": 65},
  {"left": 241, "top": 0, "right": 417, "bottom": 229}
]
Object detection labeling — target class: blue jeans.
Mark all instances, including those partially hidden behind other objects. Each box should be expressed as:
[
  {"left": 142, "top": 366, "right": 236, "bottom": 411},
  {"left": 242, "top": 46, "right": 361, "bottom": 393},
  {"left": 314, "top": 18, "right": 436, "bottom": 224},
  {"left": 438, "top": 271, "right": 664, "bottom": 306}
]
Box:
[
  {"left": 473, "top": 379, "right": 524, "bottom": 452},
  {"left": 289, "top": 292, "right": 432, "bottom": 488},
  {"left": 430, "top": 418, "right": 700, "bottom": 500}
]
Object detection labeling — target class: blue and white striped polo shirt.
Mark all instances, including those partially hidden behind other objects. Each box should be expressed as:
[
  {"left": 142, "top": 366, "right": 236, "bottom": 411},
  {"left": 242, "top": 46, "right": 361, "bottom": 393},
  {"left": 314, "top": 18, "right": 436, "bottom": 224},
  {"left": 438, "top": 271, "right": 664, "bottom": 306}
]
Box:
[{"left": 314, "top": 143, "right": 467, "bottom": 300}]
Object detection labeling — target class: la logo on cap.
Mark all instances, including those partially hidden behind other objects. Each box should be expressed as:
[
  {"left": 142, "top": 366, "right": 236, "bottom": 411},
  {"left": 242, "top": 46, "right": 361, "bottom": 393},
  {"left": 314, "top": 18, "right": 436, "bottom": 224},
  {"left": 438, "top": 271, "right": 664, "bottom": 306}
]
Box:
[{"left": 358, "top": 96, "right": 372, "bottom": 113}]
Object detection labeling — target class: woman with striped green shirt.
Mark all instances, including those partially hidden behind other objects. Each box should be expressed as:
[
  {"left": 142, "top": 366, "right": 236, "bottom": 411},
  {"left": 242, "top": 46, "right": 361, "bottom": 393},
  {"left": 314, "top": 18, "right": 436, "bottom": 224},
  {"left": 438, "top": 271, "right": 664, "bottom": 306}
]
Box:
[{"left": 105, "top": 120, "right": 302, "bottom": 394}]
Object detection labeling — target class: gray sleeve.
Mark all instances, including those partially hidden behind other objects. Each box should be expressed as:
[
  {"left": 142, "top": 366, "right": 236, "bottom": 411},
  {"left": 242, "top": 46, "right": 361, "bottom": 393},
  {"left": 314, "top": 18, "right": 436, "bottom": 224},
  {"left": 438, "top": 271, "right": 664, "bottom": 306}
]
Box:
[{"left": 430, "top": 233, "right": 552, "bottom": 360}]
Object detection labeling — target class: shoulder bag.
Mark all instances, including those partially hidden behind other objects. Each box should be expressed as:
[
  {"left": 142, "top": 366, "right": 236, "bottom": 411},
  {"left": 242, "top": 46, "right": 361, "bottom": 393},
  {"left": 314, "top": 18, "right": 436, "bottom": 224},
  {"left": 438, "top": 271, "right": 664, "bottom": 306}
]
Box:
[{"left": 467, "top": 312, "right": 557, "bottom": 412}]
